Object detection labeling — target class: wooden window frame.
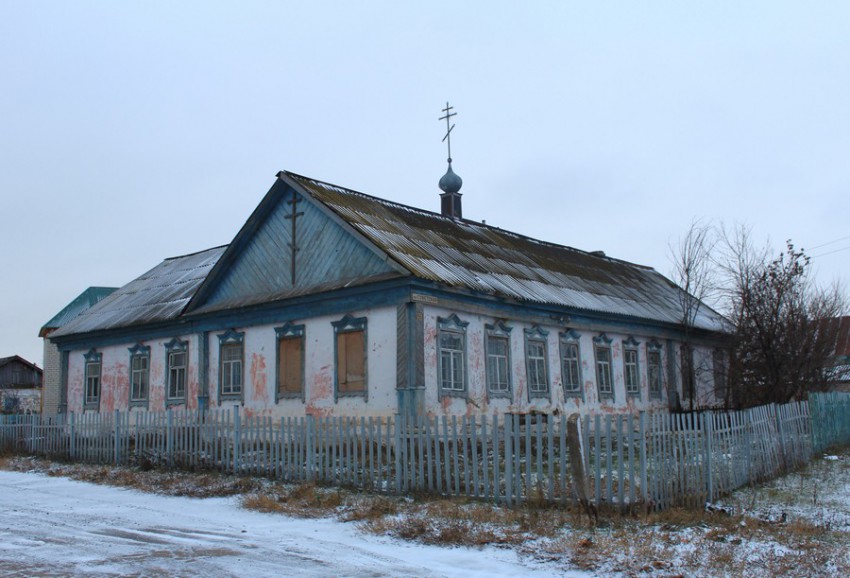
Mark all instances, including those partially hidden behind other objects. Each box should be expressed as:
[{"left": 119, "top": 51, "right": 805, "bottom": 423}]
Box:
[
  {"left": 647, "top": 340, "right": 663, "bottom": 399},
  {"left": 485, "top": 321, "right": 512, "bottom": 399},
  {"left": 165, "top": 337, "right": 189, "bottom": 406},
  {"left": 83, "top": 349, "right": 101, "bottom": 410},
  {"left": 524, "top": 326, "right": 550, "bottom": 400},
  {"left": 594, "top": 333, "right": 614, "bottom": 400},
  {"left": 128, "top": 344, "right": 150, "bottom": 408},
  {"left": 437, "top": 314, "right": 468, "bottom": 399},
  {"left": 332, "top": 315, "right": 368, "bottom": 402},
  {"left": 217, "top": 330, "right": 244, "bottom": 402},
  {"left": 623, "top": 336, "right": 641, "bottom": 398},
  {"left": 559, "top": 329, "right": 583, "bottom": 398},
  {"left": 275, "top": 323, "right": 306, "bottom": 402}
]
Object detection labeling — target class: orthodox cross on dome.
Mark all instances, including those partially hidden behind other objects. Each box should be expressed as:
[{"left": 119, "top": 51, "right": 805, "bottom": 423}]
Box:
[
  {"left": 284, "top": 189, "right": 304, "bottom": 286},
  {"left": 437, "top": 101, "right": 463, "bottom": 217},
  {"left": 439, "top": 101, "right": 457, "bottom": 163}
]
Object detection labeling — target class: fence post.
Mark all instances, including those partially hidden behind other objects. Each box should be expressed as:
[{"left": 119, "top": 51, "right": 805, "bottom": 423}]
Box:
[
  {"left": 702, "top": 412, "right": 714, "bottom": 503},
  {"left": 306, "top": 415, "right": 315, "bottom": 482},
  {"left": 775, "top": 404, "right": 787, "bottom": 472},
  {"left": 744, "top": 409, "right": 753, "bottom": 484},
  {"left": 504, "top": 414, "right": 513, "bottom": 507},
  {"left": 233, "top": 406, "right": 241, "bottom": 474},
  {"left": 69, "top": 412, "right": 76, "bottom": 460},
  {"left": 114, "top": 409, "right": 120, "bottom": 465},
  {"left": 567, "top": 414, "right": 596, "bottom": 519},
  {"left": 639, "top": 411, "right": 648, "bottom": 506},
  {"left": 166, "top": 409, "right": 173, "bottom": 469}
]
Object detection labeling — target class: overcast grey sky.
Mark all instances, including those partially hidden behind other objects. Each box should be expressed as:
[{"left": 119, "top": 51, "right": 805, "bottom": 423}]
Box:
[{"left": 2, "top": 1, "right": 848, "bottom": 367}]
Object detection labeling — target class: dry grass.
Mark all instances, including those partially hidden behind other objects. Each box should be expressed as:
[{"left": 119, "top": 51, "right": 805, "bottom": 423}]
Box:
[{"left": 3, "top": 454, "right": 850, "bottom": 576}]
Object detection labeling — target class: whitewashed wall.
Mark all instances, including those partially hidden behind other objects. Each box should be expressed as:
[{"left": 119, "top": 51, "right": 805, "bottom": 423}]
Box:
[{"left": 422, "top": 305, "right": 677, "bottom": 416}]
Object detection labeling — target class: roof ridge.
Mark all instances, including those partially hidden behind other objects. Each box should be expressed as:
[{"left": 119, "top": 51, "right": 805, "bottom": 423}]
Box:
[
  {"left": 284, "top": 171, "right": 656, "bottom": 272},
  {"left": 163, "top": 244, "right": 229, "bottom": 262}
]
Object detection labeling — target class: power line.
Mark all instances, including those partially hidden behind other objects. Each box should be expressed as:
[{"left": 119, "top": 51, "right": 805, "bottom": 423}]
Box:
[
  {"left": 808, "top": 235, "right": 850, "bottom": 251},
  {"left": 810, "top": 244, "right": 850, "bottom": 259}
]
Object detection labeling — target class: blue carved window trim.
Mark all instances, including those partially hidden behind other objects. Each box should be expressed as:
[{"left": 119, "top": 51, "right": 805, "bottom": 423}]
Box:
[
  {"left": 524, "top": 325, "right": 550, "bottom": 400},
  {"left": 83, "top": 349, "right": 102, "bottom": 410},
  {"left": 593, "top": 333, "right": 614, "bottom": 401},
  {"left": 332, "top": 315, "right": 368, "bottom": 402},
  {"left": 623, "top": 336, "right": 641, "bottom": 398},
  {"left": 485, "top": 321, "right": 512, "bottom": 399},
  {"left": 128, "top": 343, "right": 150, "bottom": 408},
  {"left": 275, "top": 322, "right": 306, "bottom": 402},
  {"left": 165, "top": 337, "right": 189, "bottom": 406},
  {"left": 647, "top": 339, "right": 664, "bottom": 399},
  {"left": 217, "top": 330, "right": 244, "bottom": 402},
  {"left": 437, "top": 314, "right": 469, "bottom": 399},
  {"left": 559, "top": 329, "right": 583, "bottom": 399}
]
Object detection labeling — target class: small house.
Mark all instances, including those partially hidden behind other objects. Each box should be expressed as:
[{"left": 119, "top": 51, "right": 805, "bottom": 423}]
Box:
[{"left": 45, "top": 170, "right": 729, "bottom": 419}]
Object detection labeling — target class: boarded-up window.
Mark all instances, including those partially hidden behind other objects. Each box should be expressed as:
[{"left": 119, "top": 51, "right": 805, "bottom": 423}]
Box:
[
  {"left": 277, "top": 336, "right": 304, "bottom": 397},
  {"left": 337, "top": 330, "right": 365, "bottom": 394}
]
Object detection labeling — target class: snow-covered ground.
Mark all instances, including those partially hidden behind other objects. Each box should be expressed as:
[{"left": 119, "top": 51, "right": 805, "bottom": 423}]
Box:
[
  {"left": 0, "top": 471, "right": 575, "bottom": 577},
  {"left": 4, "top": 451, "right": 850, "bottom": 577}
]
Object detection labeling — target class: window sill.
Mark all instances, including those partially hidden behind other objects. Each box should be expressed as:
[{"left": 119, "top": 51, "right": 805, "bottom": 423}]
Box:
[
  {"left": 276, "top": 392, "right": 305, "bottom": 402},
  {"left": 129, "top": 399, "right": 149, "bottom": 409},
  {"left": 529, "top": 390, "right": 551, "bottom": 399},
  {"left": 165, "top": 398, "right": 186, "bottom": 407},
  {"left": 487, "top": 390, "right": 512, "bottom": 400},
  {"left": 439, "top": 388, "right": 467, "bottom": 399}
]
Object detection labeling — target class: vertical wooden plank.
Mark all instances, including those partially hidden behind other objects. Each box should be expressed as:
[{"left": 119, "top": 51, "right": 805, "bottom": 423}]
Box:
[
  {"left": 559, "top": 414, "right": 567, "bottom": 505},
  {"left": 546, "top": 415, "right": 555, "bottom": 502},
  {"left": 504, "top": 414, "right": 513, "bottom": 506}
]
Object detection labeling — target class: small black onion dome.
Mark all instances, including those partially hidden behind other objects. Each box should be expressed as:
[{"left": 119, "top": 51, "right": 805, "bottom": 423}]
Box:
[{"left": 438, "top": 161, "right": 463, "bottom": 194}]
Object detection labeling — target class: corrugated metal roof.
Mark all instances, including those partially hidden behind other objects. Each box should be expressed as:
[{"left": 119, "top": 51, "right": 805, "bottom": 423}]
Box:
[
  {"left": 288, "top": 172, "right": 728, "bottom": 332},
  {"left": 50, "top": 246, "right": 226, "bottom": 338},
  {"left": 39, "top": 287, "right": 118, "bottom": 337}
]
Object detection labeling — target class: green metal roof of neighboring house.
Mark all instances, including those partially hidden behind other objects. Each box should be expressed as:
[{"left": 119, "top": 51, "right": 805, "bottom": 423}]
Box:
[
  {"left": 49, "top": 247, "right": 225, "bottom": 338},
  {"left": 285, "top": 172, "right": 729, "bottom": 332},
  {"left": 39, "top": 287, "right": 118, "bottom": 337}
]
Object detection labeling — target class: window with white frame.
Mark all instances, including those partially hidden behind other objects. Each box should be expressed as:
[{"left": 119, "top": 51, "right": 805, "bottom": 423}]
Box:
[
  {"left": 559, "top": 329, "right": 582, "bottom": 397},
  {"left": 438, "top": 314, "right": 468, "bottom": 396},
  {"left": 165, "top": 338, "right": 188, "bottom": 403},
  {"left": 128, "top": 344, "right": 150, "bottom": 405},
  {"left": 83, "top": 349, "right": 101, "bottom": 408},
  {"left": 594, "top": 334, "right": 613, "bottom": 399},
  {"left": 332, "top": 315, "right": 367, "bottom": 399},
  {"left": 275, "top": 323, "right": 305, "bottom": 401},
  {"left": 485, "top": 321, "right": 511, "bottom": 397},
  {"left": 218, "top": 330, "right": 243, "bottom": 400},
  {"left": 525, "top": 326, "right": 549, "bottom": 398},
  {"left": 647, "top": 342, "right": 663, "bottom": 399},
  {"left": 623, "top": 337, "right": 640, "bottom": 397}
]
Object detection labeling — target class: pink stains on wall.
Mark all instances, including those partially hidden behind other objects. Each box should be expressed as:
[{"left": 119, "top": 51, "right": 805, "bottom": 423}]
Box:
[
  {"left": 308, "top": 366, "right": 333, "bottom": 405},
  {"left": 101, "top": 362, "right": 129, "bottom": 413},
  {"left": 250, "top": 353, "right": 268, "bottom": 404},
  {"left": 149, "top": 358, "right": 165, "bottom": 411},
  {"left": 67, "top": 367, "right": 83, "bottom": 412},
  {"left": 424, "top": 325, "right": 437, "bottom": 367},
  {"left": 468, "top": 330, "right": 483, "bottom": 374}
]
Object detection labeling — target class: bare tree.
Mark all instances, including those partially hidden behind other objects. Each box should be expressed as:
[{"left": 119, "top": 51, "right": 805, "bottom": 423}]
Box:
[
  {"left": 669, "top": 219, "right": 719, "bottom": 410},
  {"left": 719, "top": 231, "right": 847, "bottom": 406}
]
